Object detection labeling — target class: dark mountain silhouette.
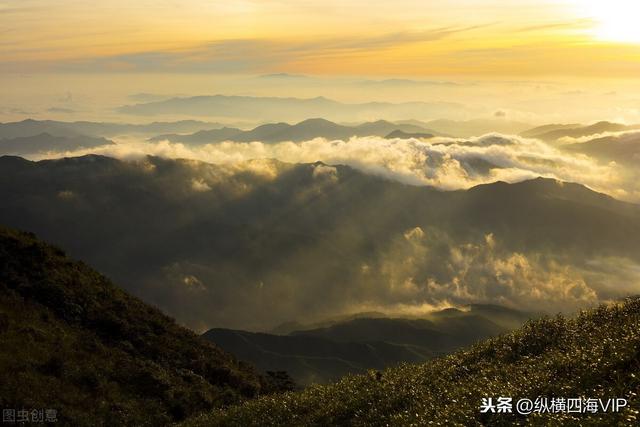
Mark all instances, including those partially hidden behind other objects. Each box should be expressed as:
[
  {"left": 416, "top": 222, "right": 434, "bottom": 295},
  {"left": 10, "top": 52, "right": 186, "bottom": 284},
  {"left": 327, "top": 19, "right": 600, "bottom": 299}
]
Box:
[
  {"left": 203, "top": 328, "right": 432, "bottom": 386},
  {"left": 0, "top": 119, "right": 83, "bottom": 139},
  {"left": 1, "top": 155, "right": 638, "bottom": 331},
  {"left": 385, "top": 129, "right": 434, "bottom": 139},
  {"left": 520, "top": 123, "right": 581, "bottom": 138},
  {"left": 269, "top": 311, "right": 388, "bottom": 335},
  {"left": 0, "top": 132, "right": 113, "bottom": 155},
  {"left": 204, "top": 305, "right": 533, "bottom": 385},
  {"left": 0, "top": 226, "right": 271, "bottom": 426},
  {"left": 290, "top": 312, "right": 505, "bottom": 346},
  {"left": 225, "top": 122, "right": 293, "bottom": 142},
  {"left": 150, "top": 118, "right": 437, "bottom": 144},
  {"left": 0, "top": 119, "right": 228, "bottom": 139}
]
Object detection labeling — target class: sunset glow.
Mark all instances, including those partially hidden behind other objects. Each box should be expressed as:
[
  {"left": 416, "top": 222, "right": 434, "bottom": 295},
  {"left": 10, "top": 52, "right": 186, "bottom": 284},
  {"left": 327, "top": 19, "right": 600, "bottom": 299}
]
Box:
[
  {"left": 577, "top": 0, "right": 640, "bottom": 42},
  {"left": 2, "top": 2, "right": 640, "bottom": 424},
  {"left": 1, "top": 0, "right": 639, "bottom": 77}
]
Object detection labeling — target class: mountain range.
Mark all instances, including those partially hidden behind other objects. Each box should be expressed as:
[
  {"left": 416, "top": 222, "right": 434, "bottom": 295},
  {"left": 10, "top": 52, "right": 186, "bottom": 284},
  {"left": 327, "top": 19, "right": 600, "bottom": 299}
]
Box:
[
  {"left": 149, "top": 118, "right": 437, "bottom": 144},
  {"left": 0, "top": 119, "right": 229, "bottom": 139},
  {"left": 203, "top": 305, "right": 534, "bottom": 385},
  {"left": 0, "top": 133, "right": 114, "bottom": 156},
  {"left": 1, "top": 154, "right": 638, "bottom": 331},
  {"left": 564, "top": 131, "right": 640, "bottom": 165},
  {"left": 116, "top": 94, "right": 468, "bottom": 122},
  {"left": 412, "top": 118, "right": 532, "bottom": 137},
  {"left": 384, "top": 129, "right": 434, "bottom": 139},
  {"left": 521, "top": 121, "right": 640, "bottom": 142}
]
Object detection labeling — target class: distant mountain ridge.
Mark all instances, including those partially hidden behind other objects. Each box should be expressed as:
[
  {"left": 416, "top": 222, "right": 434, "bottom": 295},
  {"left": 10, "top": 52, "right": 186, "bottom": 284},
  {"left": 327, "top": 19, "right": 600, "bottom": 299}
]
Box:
[
  {"left": 203, "top": 305, "right": 534, "bottom": 385},
  {"left": 384, "top": 129, "right": 434, "bottom": 140},
  {"left": 149, "top": 118, "right": 438, "bottom": 144},
  {"left": 116, "top": 94, "right": 467, "bottom": 122},
  {"left": 564, "top": 131, "right": 640, "bottom": 164},
  {"left": 0, "top": 132, "right": 114, "bottom": 155},
  {"left": 520, "top": 123, "right": 581, "bottom": 138},
  {"left": 417, "top": 118, "right": 532, "bottom": 137},
  {"left": 0, "top": 118, "right": 230, "bottom": 139},
  {"left": 203, "top": 328, "right": 432, "bottom": 386},
  {"left": 521, "top": 121, "right": 640, "bottom": 142},
  {"left": 1, "top": 155, "right": 639, "bottom": 330}
]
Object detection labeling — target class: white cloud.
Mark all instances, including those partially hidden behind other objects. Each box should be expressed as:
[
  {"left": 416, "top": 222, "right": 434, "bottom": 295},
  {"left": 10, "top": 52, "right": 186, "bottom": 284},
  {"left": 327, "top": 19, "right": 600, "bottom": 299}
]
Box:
[
  {"left": 191, "top": 178, "right": 211, "bottom": 192},
  {"left": 28, "top": 132, "right": 639, "bottom": 202},
  {"left": 312, "top": 164, "right": 338, "bottom": 182},
  {"left": 371, "top": 227, "right": 640, "bottom": 314}
]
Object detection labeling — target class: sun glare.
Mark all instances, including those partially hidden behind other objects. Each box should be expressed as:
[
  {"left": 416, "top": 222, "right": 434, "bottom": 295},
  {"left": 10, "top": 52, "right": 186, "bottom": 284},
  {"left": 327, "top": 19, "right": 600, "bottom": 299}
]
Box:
[{"left": 578, "top": 0, "right": 640, "bottom": 43}]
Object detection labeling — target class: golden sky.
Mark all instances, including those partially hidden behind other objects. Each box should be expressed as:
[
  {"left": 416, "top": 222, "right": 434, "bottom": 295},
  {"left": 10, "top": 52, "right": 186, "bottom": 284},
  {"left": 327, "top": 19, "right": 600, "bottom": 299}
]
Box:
[{"left": 1, "top": 0, "right": 640, "bottom": 76}]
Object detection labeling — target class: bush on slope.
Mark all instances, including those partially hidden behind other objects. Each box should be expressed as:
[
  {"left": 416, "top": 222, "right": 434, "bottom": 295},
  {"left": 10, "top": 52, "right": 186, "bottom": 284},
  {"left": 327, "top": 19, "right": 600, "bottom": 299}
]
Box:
[
  {"left": 0, "top": 227, "right": 268, "bottom": 426},
  {"left": 184, "top": 298, "right": 640, "bottom": 426}
]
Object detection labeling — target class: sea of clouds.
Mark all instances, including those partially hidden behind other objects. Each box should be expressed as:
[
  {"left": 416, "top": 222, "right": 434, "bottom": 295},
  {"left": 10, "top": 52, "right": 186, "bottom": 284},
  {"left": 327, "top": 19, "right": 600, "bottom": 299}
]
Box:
[
  {"left": 26, "top": 132, "right": 640, "bottom": 202},
  {"left": 8, "top": 132, "right": 640, "bottom": 327}
]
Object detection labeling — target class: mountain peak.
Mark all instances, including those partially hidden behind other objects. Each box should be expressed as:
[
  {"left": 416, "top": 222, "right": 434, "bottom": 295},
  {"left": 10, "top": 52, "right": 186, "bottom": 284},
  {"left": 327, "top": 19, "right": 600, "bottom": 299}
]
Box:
[{"left": 296, "top": 118, "right": 336, "bottom": 126}]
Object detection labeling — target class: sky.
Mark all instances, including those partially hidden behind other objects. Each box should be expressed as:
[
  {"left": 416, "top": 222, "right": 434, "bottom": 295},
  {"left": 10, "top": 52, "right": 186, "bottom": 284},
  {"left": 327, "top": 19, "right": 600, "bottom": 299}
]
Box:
[
  {"left": 2, "top": 0, "right": 640, "bottom": 76},
  {"left": 1, "top": 0, "right": 640, "bottom": 124}
]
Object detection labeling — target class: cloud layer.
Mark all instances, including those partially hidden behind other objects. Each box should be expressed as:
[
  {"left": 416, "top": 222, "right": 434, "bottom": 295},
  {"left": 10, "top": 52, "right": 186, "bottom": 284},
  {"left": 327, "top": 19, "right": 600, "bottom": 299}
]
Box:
[
  {"left": 360, "top": 227, "right": 637, "bottom": 314},
  {"left": 28, "top": 132, "right": 638, "bottom": 202},
  {"left": 152, "top": 224, "right": 640, "bottom": 330},
  {"left": 5, "top": 143, "right": 640, "bottom": 330}
]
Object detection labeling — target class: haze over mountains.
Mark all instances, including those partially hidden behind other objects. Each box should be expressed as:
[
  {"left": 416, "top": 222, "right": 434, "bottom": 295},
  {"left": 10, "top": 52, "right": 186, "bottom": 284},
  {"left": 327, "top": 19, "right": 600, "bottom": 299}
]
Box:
[
  {"left": 6, "top": 0, "right": 640, "bottom": 421},
  {"left": 0, "top": 119, "right": 229, "bottom": 139},
  {"left": 0, "top": 133, "right": 114, "bottom": 156},
  {"left": 2, "top": 114, "right": 640, "bottom": 400},
  {"left": 117, "top": 94, "right": 468, "bottom": 123},
  {"left": 2, "top": 117, "right": 637, "bottom": 144},
  {"left": 4, "top": 210, "right": 638, "bottom": 426},
  {"left": 2, "top": 110, "right": 640, "bottom": 423},
  {"left": 5, "top": 74, "right": 640, "bottom": 126},
  {"left": 149, "top": 118, "right": 437, "bottom": 144},
  {"left": 521, "top": 121, "right": 640, "bottom": 142},
  {"left": 564, "top": 131, "right": 640, "bottom": 165},
  {"left": 1, "top": 154, "right": 639, "bottom": 332}
]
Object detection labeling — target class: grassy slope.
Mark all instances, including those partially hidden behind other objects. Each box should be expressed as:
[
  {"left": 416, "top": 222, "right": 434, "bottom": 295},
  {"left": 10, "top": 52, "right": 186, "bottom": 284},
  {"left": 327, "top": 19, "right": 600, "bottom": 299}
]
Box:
[
  {"left": 0, "top": 227, "right": 267, "bottom": 426},
  {"left": 185, "top": 298, "right": 640, "bottom": 426}
]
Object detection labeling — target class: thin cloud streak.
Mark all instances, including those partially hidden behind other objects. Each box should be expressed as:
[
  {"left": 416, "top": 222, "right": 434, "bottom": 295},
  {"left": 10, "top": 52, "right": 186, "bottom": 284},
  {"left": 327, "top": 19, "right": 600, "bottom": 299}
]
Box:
[{"left": 2, "top": 26, "right": 487, "bottom": 73}]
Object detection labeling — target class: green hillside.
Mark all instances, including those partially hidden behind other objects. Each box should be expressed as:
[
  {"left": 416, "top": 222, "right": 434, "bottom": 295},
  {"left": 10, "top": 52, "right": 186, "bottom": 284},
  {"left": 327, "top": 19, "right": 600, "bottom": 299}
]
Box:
[
  {"left": 0, "top": 227, "right": 271, "bottom": 426},
  {"left": 185, "top": 298, "right": 640, "bottom": 426}
]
